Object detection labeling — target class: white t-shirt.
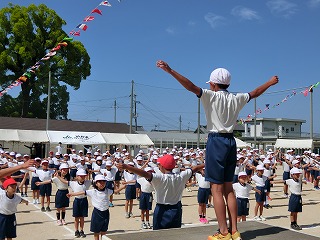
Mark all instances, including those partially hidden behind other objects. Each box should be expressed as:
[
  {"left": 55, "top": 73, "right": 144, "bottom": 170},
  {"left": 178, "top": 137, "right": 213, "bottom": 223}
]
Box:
[
  {"left": 137, "top": 177, "right": 154, "bottom": 193},
  {"left": 86, "top": 188, "right": 113, "bottom": 211},
  {"left": 35, "top": 169, "right": 54, "bottom": 182},
  {"left": 123, "top": 171, "right": 137, "bottom": 185},
  {"left": 52, "top": 177, "right": 68, "bottom": 190},
  {"left": 285, "top": 179, "right": 302, "bottom": 195},
  {"left": 232, "top": 182, "right": 254, "bottom": 198},
  {"left": 251, "top": 174, "right": 267, "bottom": 187},
  {"left": 200, "top": 89, "right": 250, "bottom": 133},
  {"left": 151, "top": 169, "right": 192, "bottom": 205},
  {"left": 0, "top": 191, "right": 22, "bottom": 215},
  {"left": 100, "top": 167, "right": 118, "bottom": 181},
  {"left": 195, "top": 172, "right": 210, "bottom": 189},
  {"left": 69, "top": 180, "right": 91, "bottom": 199}
]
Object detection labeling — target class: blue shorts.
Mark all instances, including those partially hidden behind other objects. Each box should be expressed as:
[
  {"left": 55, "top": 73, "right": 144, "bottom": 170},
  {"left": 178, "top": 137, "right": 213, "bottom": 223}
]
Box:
[
  {"left": 0, "top": 213, "right": 16, "bottom": 239},
  {"left": 39, "top": 183, "right": 52, "bottom": 196},
  {"left": 283, "top": 171, "right": 290, "bottom": 181},
  {"left": 73, "top": 197, "right": 89, "bottom": 217},
  {"left": 106, "top": 181, "right": 114, "bottom": 191},
  {"left": 288, "top": 194, "right": 302, "bottom": 212},
  {"left": 55, "top": 189, "right": 69, "bottom": 208},
  {"left": 70, "top": 169, "right": 77, "bottom": 178},
  {"left": 139, "top": 192, "right": 153, "bottom": 210},
  {"left": 265, "top": 179, "right": 271, "bottom": 192},
  {"left": 153, "top": 202, "right": 182, "bottom": 230},
  {"left": 255, "top": 186, "right": 266, "bottom": 203},
  {"left": 237, "top": 198, "right": 249, "bottom": 216},
  {"left": 115, "top": 171, "right": 122, "bottom": 181},
  {"left": 135, "top": 182, "right": 141, "bottom": 189},
  {"left": 90, "top": 208, "right": 109, "bottom": 233},
  {"left": 31, "top": 177, "right": 40, "bottom": 190},
  {"left": 197, "top": 187, "right": 210, "bottom": 204},
  {"left": 205, "top": 132, "right": 237, "bottom": 184},
  {"left": 125, "top": 185, "right": 136, "bottom": 200},
  {"left": 233, "top": 175, "right": 238, "bottom": 183}
]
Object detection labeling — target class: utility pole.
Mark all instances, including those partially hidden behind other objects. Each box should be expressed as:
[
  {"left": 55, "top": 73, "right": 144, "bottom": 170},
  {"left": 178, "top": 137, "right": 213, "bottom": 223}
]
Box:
[
  {"left": 114, "top": 99, "right": 117, "bottom": 123},
  {"left": 197, "top": 98, "right": 200, "bottom": 148},
  {"left": 129, "top": 80, "right": 134, "bottom": 134},
  {"left": 310, "top": 87, "right": 313, "bottom": 140},
  {"left": 254, "top": 98, "right": 257, "bottom": 149},
  {"left": 134, "top": 94, "right": 139, "bottom": 131},
  {"left": 179, "top": 115, "right": 182, "bottom": 133}
]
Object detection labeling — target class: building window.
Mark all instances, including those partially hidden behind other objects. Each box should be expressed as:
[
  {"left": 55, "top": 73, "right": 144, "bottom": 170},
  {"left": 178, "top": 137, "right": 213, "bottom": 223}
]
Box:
[
  {"left": 291, "top": 127, "right": 294, "bottom": 131},
  {"left": 282, "top": 127, "right": 284, "bottom": 130},
  {"left": 286, "top": 129, "right": 289, "bottom": 133}
]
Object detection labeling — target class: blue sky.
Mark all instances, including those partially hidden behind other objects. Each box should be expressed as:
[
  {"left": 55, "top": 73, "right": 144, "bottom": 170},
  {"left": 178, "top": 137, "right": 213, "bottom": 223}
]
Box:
[{"left": 1, "top": 0, "right": 320, "bottom": 133}]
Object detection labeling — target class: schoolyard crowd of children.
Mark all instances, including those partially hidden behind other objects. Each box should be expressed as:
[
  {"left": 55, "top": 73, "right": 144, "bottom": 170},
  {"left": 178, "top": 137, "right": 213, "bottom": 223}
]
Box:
[{"left": 0, "top": 146, "right": 320, "bottom": 239}]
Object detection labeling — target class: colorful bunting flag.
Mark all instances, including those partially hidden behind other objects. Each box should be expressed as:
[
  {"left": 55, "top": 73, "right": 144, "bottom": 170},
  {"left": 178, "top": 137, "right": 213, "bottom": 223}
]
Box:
[
  {"left": 84, "top": 16, "right": 95, "bottom": 22},
  {"left": 100, "top": 1, "right": 112, "bottom": 6},
  {"left": 91, "top": 8, "right": 102, "bottom": 15},
  {"left": 302, "top": 88, "right": 309, "bottom": 96},
  {"left": 76, "top": 24, "right": 88, "bottom": 31},
  {"left": 70, "top": 30, "right": 80, "bottom": 36}
]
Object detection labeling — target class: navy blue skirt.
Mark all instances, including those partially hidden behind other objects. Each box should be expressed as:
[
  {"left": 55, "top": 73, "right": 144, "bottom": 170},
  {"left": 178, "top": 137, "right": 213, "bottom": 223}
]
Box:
[
  {"left": 55, "top": 189, "right": 69, "bottom": 208},
  {"left": 125, "top": 185, "right": 136, "bottom": 200},
  {"left": 31, "top": 177, "right": 40, "bottom": 190}
]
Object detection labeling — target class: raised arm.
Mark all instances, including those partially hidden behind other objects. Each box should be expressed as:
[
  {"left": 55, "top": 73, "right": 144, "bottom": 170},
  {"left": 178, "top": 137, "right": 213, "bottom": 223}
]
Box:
[
  {"left": 249, "top": 76, "right": 279, "bottom": 99},
  {"left": 156, "top": 60, "right": 201, "bottom": 96},
  {"left": 117, "top": 163, "right": 152, "bottom": 180},
  {"left": 0, "top": 159, "right": 35, "bottom": 178}
]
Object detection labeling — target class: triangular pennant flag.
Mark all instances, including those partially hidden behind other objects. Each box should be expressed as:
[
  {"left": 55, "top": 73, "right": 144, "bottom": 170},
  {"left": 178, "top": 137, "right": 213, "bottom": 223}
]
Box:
[
  {"left": 51, "top": 45, "right": 61, "bottom": 52},
  {"left": 70, "top": 30, "right": 80, "bottom": 36},
  {"left": 84, "top": 16, "right": 95, "bottom": 22},
  {"left": 62, "top": 37, "right": 73, "bottom": 42},
  {"left": 91, "top": 8, "right": 102, "bottom": 15},
  {"left": 45, "top": 51, "right": 56, "bottom": 57},
  {"left": 100, "top": 1, "right": 112, "bottom": 6},
  {"left": 41, "top": 56, "right": 50, "bottom": 61},
  {"left": 314, "top": 82, "right": 320, "bottom": 88},
  {"left": 58, "top": 42, "right": 68, "bottom": 47},
  {"left": 76, "top": 24, "right": 88, "bottom": 31},
  {"left": 302, "top": 88, "right": 309, "bottom": 96}
]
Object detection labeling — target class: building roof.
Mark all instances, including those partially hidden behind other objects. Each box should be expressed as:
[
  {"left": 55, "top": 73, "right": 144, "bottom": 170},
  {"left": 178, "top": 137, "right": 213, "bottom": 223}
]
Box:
[
  {"left": 245, "top": 118, "right": 306, "bottom": 123},
  {"left": 0, "top": 117, "right": 130, "bottom": 133}
]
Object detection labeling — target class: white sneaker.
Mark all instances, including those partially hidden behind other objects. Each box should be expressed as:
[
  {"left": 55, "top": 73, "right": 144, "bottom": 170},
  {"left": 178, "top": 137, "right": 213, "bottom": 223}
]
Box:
[
  {"left": 259, "top": 215, "right": 266, "bottom": 221},
  {"left": 253, "top": 216, "right": 262, "bottom": 221},
  {"left": 32, "top": 199, "right": 36, "bottom": 204},
  {"left": 57, "top": 220, "right": 62, "bottom": 226},
  {"left": 146, "top": 223, "right": 152, "bottom": 229},
  {"left": 125, "top": 212, "right": 130, "bottom": 218},
  {"left": 141, "top": 223, "right": 148, "bottom": 229},
  {"left": 36, "top": 199, "right": 40, "bottom": 204}
]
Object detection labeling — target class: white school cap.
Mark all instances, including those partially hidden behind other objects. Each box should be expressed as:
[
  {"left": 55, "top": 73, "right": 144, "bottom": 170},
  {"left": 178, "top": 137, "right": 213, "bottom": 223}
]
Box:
[
  {"left": 256, "top": 165, "right": 265, "bottom": 171},
  {"left": 59, "top": 163, "right": 69, "bottom": 170},
  {"left": 238, "top": 172, "right": 247, "bottom": 178},
  {"left": 76, "top": 169, "right": 87, "bottom": 176},
  {"left": 105, "top": 160, "right": 113, "bottom": 166},
  {"left": 144, "top": 167, "right": 153, "bottom": 172},
  {"left": 207, "top": 68, "right": 231, "bottom": 85},
  {"left": 94, "top": 174, "right": 106, "bottom": 181},
  {"left": 292, "top": 160, "right": 300, "bottom": 165},
  {"left": 263, "top": 159, "right": 271, "bottom": 164},
  {"left": 290, "top": 167, "right": 302, "bottom": 175}
]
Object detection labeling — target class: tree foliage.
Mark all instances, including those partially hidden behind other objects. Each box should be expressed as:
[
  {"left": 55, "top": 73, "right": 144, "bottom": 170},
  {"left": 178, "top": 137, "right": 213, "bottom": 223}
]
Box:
[{"left": 0, "top": 3, "right": 91, "bottom": 119}]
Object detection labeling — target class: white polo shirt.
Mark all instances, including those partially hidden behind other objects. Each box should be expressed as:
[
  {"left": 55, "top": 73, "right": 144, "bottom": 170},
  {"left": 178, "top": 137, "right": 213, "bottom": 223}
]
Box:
[
  {"left": 285, "top": 179, "right": 302, "bottom": 195},
  {"left": 195, "top": 172, "right": 210, "bottom": 189},
  {"left": 200, "top": 89, "right": 250, "bottom": 133},
  {"left": 69, "top": 180, "right": 91, "bottom": 199},
  {"left": 151, "top": 169, "right": 192, "bottom": 205},
  {"left": 137, "top": 177, "right": 154, "bottom": 193}
]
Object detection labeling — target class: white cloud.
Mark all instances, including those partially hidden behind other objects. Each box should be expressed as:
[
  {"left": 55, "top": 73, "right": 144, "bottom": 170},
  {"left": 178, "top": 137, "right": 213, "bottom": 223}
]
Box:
[
  {"left": 204, "top": 13, "right": 225, "bottom": 29},
  {"left": 231, "top": 6, "right": 260, "bottom": 20},
  {"left": 266, "top": 0, "right": 298, "bottom": 18},
  {"left": 165, "top": 27, "right": 175, "bottom": 35},
  {"left": 308, "top": 0, "right": 320, "bottom": 8}
]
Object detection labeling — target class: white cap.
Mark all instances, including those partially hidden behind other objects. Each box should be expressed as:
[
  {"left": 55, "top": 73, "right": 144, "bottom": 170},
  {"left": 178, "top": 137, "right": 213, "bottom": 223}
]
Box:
[
  {"left": 59, "top": 163, "right": 69, "bottom": 170},
  {"left": 96, "top": 156, "right": 103, "bottom": 161},
  {"left": 128, "top": 162, "right": 135, "bottom": 166},
  {"left": 76, "top": 169, "right": 87, "bottom": 176},
  {"left": 15, "top": 153, "right": 22, "bottom": 158},
  {"left": 122, "top": 148, "right": 127, "bottom": 152},
  {"left": 290, "top": 167, "right": 302, "bottom": 175},
  {"left": 105, "top": 160, "right": 113, "bottom": 166},
  {"left": 136, "top": 156, "right": 143, "bottom": 161},
  {"left": 23, "top": 154, "right": 30, "bottom": 158},
  {"left": 256, "top": 165, "right": 265, "bottom": 171},
  {"left": 207, "top": 68, "right": 231, "bottom": 85},
  {"left": 94, "top": 152, "right": 99, "bottom": 156},
  {"left": 9, "top": 151, "right": 16, "bottom": 156},
  {"left": 287, "top": 149, "right": 293, "bottom": 153},
  {"left": 237, "top": 154, "right": 245, "bottom": 160},
  {"left": 263, "top": 159, "right": 271, "bottom": 164},
  {"left": 238, "top": 172, "right": 247, "bottom": 178},
  {"left": 139, "top": 150, "right": 144, "bottom": 154},
  {"left": 79, "top": 150, "right": 83, "bottom": 153},
  {"left": 94, "top": 174, "right": 106, "bottom": 181},
  {"left": 260, "top": 155, "right": 266, "bottom": 159},
  {"left": 55, "top": 152, "right": 60, "bottom": 155},
  {"left": 292, "top": 160, "right": 300, "bottom": 165},
  {"left": 41, "top": 160, "right": 49, "bottom": 165}
]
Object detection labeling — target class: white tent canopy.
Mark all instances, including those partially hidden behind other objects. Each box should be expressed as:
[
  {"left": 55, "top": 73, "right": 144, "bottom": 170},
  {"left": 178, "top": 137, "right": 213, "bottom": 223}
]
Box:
[
  {"left": 0, "top": 129, "right": 154, "bottom": 146},
  {"left": 47, "top": 131, "right": 106, "bottom": 145},
  {"left": 274, "top": 139, "right": 313, "bottom": 149}
]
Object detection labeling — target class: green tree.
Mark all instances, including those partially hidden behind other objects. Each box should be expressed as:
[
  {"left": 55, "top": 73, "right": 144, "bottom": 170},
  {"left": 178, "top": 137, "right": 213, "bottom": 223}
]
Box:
[{"left": 0, "top": 3, "right": 91, "bottom": 119}]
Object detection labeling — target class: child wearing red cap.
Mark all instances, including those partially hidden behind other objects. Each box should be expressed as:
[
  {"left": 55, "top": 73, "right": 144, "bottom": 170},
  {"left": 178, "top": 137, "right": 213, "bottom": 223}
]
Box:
[
  {"left": 117, "top": 154, "right": 204, "bottom": 230},
  {"left": 0, "top": 177, "right": 28, "bottom": 240}
]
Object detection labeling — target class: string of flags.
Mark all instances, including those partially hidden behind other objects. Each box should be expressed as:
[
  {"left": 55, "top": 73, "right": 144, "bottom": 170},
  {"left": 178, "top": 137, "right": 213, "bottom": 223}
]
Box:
[
  {"left": 0, "top": 0, "right": 121, "bottom": 97},
  {"left": 237, "top": 82, "right": 320, "bottom": 125}
]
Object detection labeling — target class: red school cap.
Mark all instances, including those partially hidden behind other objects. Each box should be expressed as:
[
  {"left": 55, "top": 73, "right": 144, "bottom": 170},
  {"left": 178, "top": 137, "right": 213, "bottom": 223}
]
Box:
[
  {"left": 3, "top": 177, "right": 17, "bottom": 189},
  {"left": 157, "top": 154, "right": 176, "bottom": 170}
]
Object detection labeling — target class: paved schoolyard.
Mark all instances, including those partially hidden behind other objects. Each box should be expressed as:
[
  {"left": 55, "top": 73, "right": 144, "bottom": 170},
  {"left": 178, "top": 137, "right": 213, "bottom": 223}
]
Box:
[{"left": 15, "top": 168, "right": 320, "bottom": 239}]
